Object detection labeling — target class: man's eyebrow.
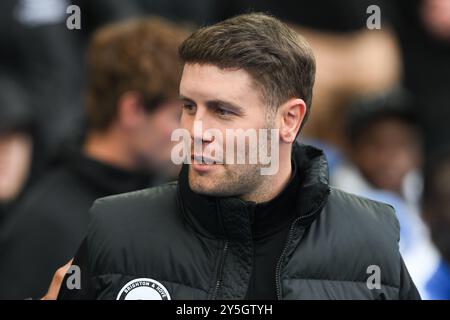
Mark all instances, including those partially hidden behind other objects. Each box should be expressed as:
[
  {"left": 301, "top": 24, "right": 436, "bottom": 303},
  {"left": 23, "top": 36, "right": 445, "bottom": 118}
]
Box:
[
  {"left": 179, "top": 95, "right": 245, "bottom": 115},
  {"left": 179, "top": 95, "right": 195, "bottom": 104}
]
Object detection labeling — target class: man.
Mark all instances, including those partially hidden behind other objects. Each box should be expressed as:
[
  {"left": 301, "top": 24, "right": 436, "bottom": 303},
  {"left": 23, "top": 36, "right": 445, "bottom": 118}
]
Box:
[
  {"left": 59, "top": 13, "right": 419, "bottom": 300},
  {"left": 0, "top": 17, "right": 186, "bottom": 299},
  {"left": 0, "top": 75, "right": 34, "bottom": 211},
  {"left": 0, "top": 73, "right": 36, "bottom": 235}
]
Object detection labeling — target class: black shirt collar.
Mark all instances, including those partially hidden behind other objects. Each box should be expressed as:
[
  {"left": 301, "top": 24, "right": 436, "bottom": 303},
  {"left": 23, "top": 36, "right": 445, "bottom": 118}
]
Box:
[{"left": 249, "top": 156, "right": 300, "bottom": 240}]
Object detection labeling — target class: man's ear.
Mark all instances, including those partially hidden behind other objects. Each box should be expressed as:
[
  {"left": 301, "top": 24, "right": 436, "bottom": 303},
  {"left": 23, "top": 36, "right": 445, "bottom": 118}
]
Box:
[
  {"left": 278, "top": 98, "right": 307, "bottom": 143},
  {"left": 116, "top": 91, "right": 147, "bottom": 130}
]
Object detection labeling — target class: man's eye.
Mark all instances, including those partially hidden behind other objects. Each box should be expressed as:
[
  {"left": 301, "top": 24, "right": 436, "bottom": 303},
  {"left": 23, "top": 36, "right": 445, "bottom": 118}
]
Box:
[
  {"left": 183, "top": 104, "right": 196, "bottom": 112},
  {"left": 216, "top": 108, "right": 233, "bottom": 117}
]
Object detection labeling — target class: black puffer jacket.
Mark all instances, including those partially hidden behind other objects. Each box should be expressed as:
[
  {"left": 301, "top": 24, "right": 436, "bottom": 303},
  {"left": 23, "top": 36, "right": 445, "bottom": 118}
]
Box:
[{"left": 59, "top": 144, "right": 420, "bottom": 300}]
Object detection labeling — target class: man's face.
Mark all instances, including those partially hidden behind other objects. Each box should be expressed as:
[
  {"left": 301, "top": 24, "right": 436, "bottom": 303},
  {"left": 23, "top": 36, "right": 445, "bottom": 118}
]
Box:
[
  {"left": 351, "top": 117, "right": 421, "bottom": 193},
  {"left": 0, "top": 131, "right": 32, "bottom": 203},
  {"left": 132, "top": 99, "right": 182, "bottom": 176},
  {"left": 179, "top": 63, "right": 274, "bottom": 197}
]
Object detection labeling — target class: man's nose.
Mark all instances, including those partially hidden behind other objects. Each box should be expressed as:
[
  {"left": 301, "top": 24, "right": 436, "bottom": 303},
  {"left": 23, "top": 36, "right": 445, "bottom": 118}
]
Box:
[
  {"left": 191, "top": 122, "right": 215, "bottom": 148},
  {"left": 188, "top": 110, "right": 215, "bottom": 145}
]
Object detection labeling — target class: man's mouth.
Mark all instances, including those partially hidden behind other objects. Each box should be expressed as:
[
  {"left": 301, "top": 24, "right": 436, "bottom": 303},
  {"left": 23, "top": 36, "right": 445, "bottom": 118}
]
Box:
[{"left": 192, "top": 154, "right": 220, "bottom": 165}]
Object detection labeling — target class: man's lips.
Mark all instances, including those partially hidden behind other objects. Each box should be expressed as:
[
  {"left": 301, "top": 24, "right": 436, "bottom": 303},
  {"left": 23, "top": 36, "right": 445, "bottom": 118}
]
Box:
[
  {"left": 190, "top": 155, "right": 221, "bottom": 173},
  {"left": 191, "top": 154, "right": 222, "bottom": 165}
]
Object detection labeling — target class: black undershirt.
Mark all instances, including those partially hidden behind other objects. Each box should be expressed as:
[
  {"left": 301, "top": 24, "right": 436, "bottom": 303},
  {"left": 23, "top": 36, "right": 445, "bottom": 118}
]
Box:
[{"left": 245, "top": 159, "right": 301, "bottom": 300}]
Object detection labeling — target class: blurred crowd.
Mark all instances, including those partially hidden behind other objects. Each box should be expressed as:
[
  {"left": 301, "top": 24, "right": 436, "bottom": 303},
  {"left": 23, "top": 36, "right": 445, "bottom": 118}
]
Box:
[{"left": 0, "top": 0, "right": 449, "bottom": 300}]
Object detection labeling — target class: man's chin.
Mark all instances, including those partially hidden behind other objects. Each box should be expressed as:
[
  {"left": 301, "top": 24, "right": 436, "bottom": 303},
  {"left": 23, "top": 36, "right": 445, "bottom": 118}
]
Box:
[{"left": 188, "top": 165, "right": 225, "bottom": 196}]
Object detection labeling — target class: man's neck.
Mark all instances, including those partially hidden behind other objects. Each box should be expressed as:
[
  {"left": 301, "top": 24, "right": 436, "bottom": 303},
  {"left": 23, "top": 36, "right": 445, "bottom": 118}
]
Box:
[
  {"left": 83, "top": 129, "right": 136, "bottom": 171},
  {"left": 240, "top": 151, "right": 292, "bottom": 204}
]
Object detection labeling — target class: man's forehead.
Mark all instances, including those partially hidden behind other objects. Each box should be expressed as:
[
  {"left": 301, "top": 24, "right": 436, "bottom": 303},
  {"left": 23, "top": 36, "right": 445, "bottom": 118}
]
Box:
[{"left": 179, "top": 63, "right": 264, "bottom": 105}]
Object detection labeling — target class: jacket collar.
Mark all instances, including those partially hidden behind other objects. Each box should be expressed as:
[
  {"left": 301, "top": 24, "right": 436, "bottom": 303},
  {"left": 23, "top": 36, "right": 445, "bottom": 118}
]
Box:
[{"left": 177, "top": 143, "right": 330, "bottom": 241}]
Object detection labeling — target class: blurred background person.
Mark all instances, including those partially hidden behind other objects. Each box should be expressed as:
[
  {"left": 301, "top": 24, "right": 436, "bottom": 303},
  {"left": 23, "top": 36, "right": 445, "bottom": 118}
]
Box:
[
  {"left": 0, "top": 76, "right": 33, "bottom": 211},
  {"left": 0, "top": 0, "right": 83, "bottom": 159},
  {"left": 0, "top": 17, "right": 187, "bottom": 299},
  {"left": 423, "top": 147, "right": 450, "bottom": 300},
  {"left": 332, "top": 90, "right": 422, "bottom": 200},
  {"left": 330, "top": 90, "right": 439, "bottom": 296},
  {"left": 0, "top": 71, "right": 44, "bottom": 234}
]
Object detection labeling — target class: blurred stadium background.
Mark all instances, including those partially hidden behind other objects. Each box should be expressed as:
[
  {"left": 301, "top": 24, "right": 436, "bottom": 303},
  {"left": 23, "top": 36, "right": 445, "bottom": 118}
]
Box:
[{"left": 0, "top": 0, "right": 449, "bottom": 299}]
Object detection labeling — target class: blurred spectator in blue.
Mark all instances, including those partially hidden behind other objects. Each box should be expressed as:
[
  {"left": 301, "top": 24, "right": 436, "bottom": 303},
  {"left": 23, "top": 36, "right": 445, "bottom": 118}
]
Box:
[
  {"left": 0, "top": 17, "right": 188, "bottom": 299},
  {"left": 330, "top": 89, "right": 439, "bottom": 297},
  {"left": 423, "top": 148, "right": 450, "bottom": 300}
]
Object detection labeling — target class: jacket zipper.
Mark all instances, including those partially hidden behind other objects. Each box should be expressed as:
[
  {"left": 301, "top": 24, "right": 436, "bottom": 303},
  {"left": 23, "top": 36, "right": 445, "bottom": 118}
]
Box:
[
  {"left": 212, "top": 240, "right": 229, "bottom": 299},
  {"left": 275, "top": 192, "right": 330, "bottom": 300},
  {"left": 275, "top": 216, "right": 300, "bottom": 300}
]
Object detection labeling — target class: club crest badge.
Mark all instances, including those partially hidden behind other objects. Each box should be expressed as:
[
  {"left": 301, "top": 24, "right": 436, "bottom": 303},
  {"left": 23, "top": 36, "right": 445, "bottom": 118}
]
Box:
[{"left": 116, "top": 278, "right": 171, "bottom": 300}]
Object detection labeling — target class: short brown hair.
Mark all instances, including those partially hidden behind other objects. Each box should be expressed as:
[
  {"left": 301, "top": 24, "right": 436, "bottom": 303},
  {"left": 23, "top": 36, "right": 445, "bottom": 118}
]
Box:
[
  {"left": 179, "top": 13, "right": 316, "bottom": 128},
  {"left": 86, "top": 17, "right": 189, "bottom": 130}
]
